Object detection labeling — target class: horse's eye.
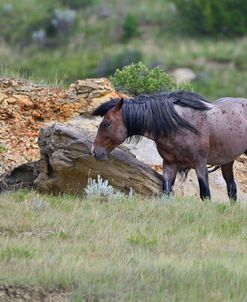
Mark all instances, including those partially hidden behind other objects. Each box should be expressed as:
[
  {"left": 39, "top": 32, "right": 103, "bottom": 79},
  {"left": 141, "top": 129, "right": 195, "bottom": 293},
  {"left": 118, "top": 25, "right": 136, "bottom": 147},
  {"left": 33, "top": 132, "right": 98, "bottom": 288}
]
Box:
[{"left": 102, "top": 122, "right": 111, "bottom": 129}]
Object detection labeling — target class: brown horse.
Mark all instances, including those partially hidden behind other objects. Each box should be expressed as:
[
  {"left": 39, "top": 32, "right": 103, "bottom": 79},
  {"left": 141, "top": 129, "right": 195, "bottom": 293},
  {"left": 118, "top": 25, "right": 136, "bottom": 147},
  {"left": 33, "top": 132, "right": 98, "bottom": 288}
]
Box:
[{"left": 91, "top": 91, "right": 247, "bottom": 201}]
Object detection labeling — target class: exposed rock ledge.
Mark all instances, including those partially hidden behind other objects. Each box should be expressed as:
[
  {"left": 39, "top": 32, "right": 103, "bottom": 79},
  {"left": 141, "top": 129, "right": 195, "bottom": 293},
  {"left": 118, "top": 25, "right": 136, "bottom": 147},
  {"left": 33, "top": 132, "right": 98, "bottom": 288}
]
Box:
[{"left": 0, "top": 78, "right": 121, "bottom": 174}]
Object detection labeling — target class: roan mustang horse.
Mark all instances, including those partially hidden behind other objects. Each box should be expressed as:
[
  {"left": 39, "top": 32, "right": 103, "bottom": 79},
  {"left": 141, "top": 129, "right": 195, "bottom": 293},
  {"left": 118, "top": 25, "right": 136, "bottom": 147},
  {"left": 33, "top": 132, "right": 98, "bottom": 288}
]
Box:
[{"left": 91, "top": 91, "right": 247, "bottom": 201}]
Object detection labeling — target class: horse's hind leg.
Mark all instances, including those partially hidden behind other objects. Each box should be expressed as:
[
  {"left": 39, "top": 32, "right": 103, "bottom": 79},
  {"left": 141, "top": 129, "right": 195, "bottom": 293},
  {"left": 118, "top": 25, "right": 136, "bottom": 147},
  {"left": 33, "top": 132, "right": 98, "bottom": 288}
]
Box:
[
  {"left": 195, "top": 162, "right": 211, "bottom": 200},
  {"left": 221, "top": 161, "right": 237, "bottom": 202}
]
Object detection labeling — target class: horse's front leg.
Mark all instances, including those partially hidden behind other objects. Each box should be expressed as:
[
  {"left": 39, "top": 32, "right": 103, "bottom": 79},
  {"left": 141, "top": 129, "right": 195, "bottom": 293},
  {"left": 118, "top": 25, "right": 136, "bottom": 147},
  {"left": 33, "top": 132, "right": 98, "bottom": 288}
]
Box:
[
  {"left": 195, "top": 162, "right": 211, "bottom": 200},
  {"left": 162, "top": 162, "right": 177, "bottom": 195}
]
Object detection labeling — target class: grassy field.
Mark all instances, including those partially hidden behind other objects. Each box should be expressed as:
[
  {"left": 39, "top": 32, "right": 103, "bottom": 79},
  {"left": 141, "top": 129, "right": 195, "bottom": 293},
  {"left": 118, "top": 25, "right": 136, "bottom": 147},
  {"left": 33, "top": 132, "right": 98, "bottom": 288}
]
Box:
[{"left": 1, "top": 190, "right": 247, "bottom": 301}]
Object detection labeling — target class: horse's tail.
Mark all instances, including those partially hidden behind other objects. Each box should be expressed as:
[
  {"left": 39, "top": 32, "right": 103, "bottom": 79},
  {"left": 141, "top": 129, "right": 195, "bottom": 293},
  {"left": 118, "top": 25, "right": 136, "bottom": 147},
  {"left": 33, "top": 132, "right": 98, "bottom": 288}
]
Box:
[
  {"left": 208, "top": 165, "right": 221, "bottom": 173},
  {"left": 178, "top": 165, "right": 221, "bottom": 182}
]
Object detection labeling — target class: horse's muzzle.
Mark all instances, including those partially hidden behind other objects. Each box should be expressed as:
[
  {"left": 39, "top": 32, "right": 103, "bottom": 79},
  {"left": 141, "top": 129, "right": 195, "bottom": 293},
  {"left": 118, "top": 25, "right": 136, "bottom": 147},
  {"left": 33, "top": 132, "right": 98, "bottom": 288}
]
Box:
[{"left": 91, "top": 146, "right": 108, "bottom": 161}]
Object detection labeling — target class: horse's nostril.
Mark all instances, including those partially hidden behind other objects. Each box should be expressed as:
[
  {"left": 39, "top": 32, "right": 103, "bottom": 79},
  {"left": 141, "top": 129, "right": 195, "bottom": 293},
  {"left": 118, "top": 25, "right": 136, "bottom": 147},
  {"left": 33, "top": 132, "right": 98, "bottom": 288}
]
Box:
[{"left": 93, "top": 151, "right": 96, "bottom": 158}]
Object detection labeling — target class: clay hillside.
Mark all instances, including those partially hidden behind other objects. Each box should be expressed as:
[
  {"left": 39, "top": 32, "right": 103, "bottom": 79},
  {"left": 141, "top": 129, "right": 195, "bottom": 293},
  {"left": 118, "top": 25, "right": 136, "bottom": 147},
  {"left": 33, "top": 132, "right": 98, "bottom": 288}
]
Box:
[
  {"left": 0, "top": 78, "right": 120, "bottom": 173},
  {"left": 1, "top": 77, "right": 247, "bottom": 200}
]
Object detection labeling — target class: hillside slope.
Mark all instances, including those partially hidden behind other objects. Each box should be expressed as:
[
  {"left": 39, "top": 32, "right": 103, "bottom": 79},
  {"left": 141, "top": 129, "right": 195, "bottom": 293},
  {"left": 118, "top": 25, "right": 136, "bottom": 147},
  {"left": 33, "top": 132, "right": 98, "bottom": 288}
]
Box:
[{"left": 1, "top": 0, "right": 247, "bottom": 98}]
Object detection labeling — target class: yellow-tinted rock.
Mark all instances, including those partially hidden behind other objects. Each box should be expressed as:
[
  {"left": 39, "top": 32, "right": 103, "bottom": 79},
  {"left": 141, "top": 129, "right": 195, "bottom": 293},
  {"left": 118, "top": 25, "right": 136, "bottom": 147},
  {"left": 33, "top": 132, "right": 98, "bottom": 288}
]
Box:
[{"left": 7, "top": 97, "right": 17, "bottom": 104}]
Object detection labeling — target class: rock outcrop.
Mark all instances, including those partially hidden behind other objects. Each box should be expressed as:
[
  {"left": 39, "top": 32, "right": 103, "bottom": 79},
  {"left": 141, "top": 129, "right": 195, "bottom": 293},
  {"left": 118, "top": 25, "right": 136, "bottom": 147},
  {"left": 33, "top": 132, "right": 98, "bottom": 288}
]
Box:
[
  {"left": 0, "top": 78, "right": 121, "bottom": 174},
  {"left": 0, "top": 124, "right": 163, "bottom": 195}
]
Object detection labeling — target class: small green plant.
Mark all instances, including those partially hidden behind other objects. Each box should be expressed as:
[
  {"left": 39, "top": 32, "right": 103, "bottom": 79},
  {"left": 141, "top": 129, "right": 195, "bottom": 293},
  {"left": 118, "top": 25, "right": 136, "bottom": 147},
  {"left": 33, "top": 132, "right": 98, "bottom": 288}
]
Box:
[
  {"left": 58, "top": 229, "right": 70, "bottom": 240},
  {"left": 110, "top": 62, "right": 192, "bottom": 95},
  {"left": 0, "top": 143, "right": 6, "bottom": 154},
  {"left": 127, "top": 230, "right": 158, "bottom": 247}
]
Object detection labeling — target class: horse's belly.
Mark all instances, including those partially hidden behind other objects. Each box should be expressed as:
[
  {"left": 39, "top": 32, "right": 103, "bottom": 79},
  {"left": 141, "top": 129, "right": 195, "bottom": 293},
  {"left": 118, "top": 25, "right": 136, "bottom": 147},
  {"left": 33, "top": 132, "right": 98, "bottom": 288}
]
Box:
[
  {"left": 207, "top": 152, "right": 245, "bottom": 165},
  {"left": 208, "top": 130, "right": 247, "bottom": 165}
]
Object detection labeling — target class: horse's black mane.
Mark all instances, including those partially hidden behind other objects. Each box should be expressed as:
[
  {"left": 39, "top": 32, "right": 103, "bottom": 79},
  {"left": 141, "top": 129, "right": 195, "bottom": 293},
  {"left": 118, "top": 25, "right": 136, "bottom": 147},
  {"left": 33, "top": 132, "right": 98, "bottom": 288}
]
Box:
[{"left": 92, "top": 91, "right": 210, "bottom": 140}]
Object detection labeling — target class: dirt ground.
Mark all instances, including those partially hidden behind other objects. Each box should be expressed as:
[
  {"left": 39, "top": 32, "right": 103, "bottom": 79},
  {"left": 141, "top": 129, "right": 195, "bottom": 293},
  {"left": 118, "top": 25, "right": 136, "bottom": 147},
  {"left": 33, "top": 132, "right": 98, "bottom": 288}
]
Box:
[{"left": 0, "top": 285, "right": 73, "bottom": 302}]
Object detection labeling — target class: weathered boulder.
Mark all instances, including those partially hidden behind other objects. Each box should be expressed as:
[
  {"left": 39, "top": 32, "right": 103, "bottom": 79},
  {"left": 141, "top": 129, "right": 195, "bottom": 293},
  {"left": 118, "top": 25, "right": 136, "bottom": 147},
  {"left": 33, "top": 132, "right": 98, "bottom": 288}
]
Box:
[{"left": 33, "top": 123, "right": 162, "bottom": 195}]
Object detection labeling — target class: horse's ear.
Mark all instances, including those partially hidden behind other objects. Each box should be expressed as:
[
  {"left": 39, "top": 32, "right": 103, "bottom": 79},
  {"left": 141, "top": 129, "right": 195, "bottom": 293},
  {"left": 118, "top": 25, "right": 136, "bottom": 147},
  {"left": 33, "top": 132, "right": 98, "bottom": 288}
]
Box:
[{"left": 114, "top": 98, "right": 124, "bottom": 111}]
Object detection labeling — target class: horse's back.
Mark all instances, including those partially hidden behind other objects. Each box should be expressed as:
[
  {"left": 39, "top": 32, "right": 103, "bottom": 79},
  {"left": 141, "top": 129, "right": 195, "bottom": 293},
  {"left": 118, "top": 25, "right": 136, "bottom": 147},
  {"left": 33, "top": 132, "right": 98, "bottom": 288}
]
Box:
[
  {"left": 214, "top": 97, "right": 247, "bottom": 108},
  {"left": 212, "top": 97, "right": 247, "bottom": 118}
]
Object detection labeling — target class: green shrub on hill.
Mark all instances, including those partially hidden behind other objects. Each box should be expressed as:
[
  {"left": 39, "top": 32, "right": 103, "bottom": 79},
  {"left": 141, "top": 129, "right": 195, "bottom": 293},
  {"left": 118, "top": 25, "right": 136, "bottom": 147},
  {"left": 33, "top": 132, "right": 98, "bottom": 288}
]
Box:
[
  {"left": 173, "top": 0, "right": 247, "bottom": 36},
  {"left": 122, "top": 13, "right": 139, "bottom": 41},
  {"left": 110, "top": 62, "right": 192, "bottom": 95}
]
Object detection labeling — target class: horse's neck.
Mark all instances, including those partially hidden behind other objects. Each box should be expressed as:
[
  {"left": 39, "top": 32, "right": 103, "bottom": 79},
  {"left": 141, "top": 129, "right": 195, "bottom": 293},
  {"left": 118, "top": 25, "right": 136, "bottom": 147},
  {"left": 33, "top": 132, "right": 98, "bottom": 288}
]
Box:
[{"left": 126, "top": 104, "right": 166, "bottom": 141}]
